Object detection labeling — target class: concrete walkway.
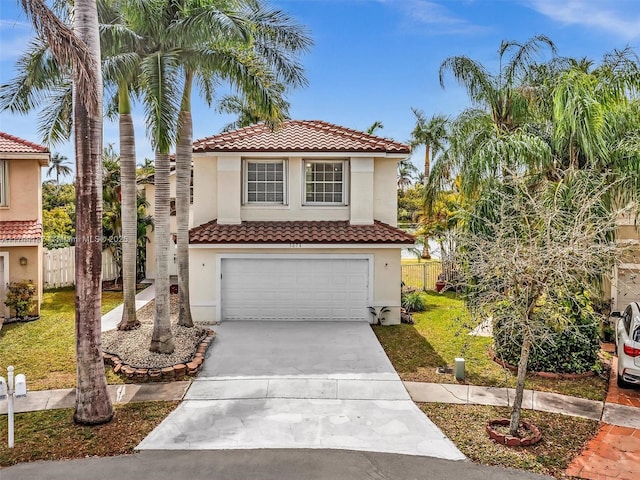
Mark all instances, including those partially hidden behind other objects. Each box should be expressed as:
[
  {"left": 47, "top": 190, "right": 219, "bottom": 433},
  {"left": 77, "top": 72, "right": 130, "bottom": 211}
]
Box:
[{"left": 100, "top": 282, "right": 156, "bottom": 332}]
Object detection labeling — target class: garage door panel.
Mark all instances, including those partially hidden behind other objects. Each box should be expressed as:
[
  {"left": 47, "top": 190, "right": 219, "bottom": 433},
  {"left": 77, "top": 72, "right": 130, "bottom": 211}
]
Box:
[{"left": 221, "top": 258, "right": 370, "bottom": 321}]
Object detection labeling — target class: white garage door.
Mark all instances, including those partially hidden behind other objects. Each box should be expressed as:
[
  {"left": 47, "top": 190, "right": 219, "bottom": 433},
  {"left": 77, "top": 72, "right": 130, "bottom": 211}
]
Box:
[
  {"left": 616, "top": 268, "right": 640, "bottom": 311},
  {"left": 221, "top": 258, "right": 370, "bottom": 321}
]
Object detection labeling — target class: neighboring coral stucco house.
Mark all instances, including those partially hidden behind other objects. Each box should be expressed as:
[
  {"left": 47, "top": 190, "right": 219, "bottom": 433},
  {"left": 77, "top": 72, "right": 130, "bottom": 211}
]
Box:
[
  {"left": 0, "top": 132, "right": 49, "bottom": 318},
  {"left": 147, "top": 120, "right": 414, "bottom": 324}
]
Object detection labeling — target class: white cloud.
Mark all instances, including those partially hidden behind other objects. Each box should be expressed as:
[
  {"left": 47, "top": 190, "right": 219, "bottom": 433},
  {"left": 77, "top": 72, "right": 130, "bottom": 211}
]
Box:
[
  {"left": 525, "top": 0, "right": 640, "bottom": 40},
  {"left": 379, "top": 0, "right": 488, "bottom": 35}
]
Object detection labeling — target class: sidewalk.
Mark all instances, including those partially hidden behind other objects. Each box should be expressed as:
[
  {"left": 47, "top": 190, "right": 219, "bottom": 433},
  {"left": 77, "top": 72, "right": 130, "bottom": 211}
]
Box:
[{"left": 3, "top": 379, "right": 639, "bottom": 430}]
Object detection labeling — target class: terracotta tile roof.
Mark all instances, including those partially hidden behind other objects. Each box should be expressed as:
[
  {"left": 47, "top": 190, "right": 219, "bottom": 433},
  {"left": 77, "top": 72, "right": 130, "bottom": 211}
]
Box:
[
  {"left": 0, "top": 132, "right": 48, "bottom": 154},
  {"left": 0, "top": 220, "right": 42, "bottom": 242},
  {"left": 189, "top": 220, "right": 414, "bottom": 245},
  {"left": 193, "top": 120, "right": 410, "bottom": 154}
]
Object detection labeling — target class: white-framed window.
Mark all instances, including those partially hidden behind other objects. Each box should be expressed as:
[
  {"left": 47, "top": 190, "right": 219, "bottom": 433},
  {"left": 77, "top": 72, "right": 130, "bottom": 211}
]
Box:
[
  {"left": 243, "top": 159, "right": 287, "bottom": 204},
  {"left": 0, "top": 160, "right": 8, "bottom": 207},
  {"left": 303, "top": 160, "right": 348, "bottom": 205}
]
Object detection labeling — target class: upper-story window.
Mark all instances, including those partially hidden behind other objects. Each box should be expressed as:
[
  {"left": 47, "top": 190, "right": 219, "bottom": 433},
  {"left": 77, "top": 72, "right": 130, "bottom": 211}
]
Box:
[
  {"left": 243, "top": 159, "right": 287, "bottom": 204},
  {"left": 304, "top": 160, "right": 347, "bottom": 205},
  {"left": 0, "top": 160, "right": 8, "bottom": 206}
]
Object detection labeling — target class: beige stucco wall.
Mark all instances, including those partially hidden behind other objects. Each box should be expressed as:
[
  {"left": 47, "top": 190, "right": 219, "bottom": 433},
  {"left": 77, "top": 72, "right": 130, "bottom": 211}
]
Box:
[
  {"left": 188, "top": 246, "right": 402, "bottom": 325},
  {"left": 190, "top": 153, "right": 401, "bottom": 227},
  {"left": 0, "top": 158, "right": 43, "bottom": 221},
  {"left": 373, "top": 158, "right": 399, "bottom": 226},
  {"left": 0, "top": 245, "right": 42, "bottom": 315}
]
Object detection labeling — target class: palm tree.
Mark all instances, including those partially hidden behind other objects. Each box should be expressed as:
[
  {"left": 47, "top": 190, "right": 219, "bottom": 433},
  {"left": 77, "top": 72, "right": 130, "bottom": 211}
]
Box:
[
  {"left": 552, "top": 49, "right": 640, "bottom": 178},
  {"left": 0, "top": 33, "right": 73, "bottom": 145},
  {"left": 18, "top": 0, "right": 113, "bottom": 425},
  {"left": 1, "top": 1, "right": 143, "bottom": 333},
  {"left": 434, "top": 35, "right": 557, "bottom": 200},
  {"left": 409, "top": 109, "right": 447, "bottom": 184},
  {"left": 171, "top": 0, "right": 311, "bottom": 328},
  {"left": 366, "top": 121, "right": 384, "bottom": 135},
  {"left": 397, "top": 159, "right": 416, "bottom": 190},
  {"left": 100, "top": 1, "right": 144, "bottom": 331},
  {"left": 410, "top": 109, "right": 448, "bottom": 258},
  {"left": 47, "top": 152, "right": 72, "bottom": 185},
  {"left": 217, "top": 93, "right": 291, "bottom": 132}
]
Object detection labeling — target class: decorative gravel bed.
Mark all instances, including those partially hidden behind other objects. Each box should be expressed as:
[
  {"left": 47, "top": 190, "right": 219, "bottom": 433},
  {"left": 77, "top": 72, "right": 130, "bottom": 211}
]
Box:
[{"left": 102, "top": 294, "right": 209, "bottom": 369}]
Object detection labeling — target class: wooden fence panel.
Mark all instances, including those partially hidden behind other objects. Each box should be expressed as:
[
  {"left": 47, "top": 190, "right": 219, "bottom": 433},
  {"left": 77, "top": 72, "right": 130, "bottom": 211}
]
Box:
[{"left": 43, "top": 246, "right": 118, "bottom": 289}]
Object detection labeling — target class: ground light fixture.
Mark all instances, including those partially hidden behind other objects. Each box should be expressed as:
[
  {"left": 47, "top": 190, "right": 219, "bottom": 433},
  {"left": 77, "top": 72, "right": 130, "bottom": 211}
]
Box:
[{"left": 0, "top": 366, "right": 27, "bottom": 448}]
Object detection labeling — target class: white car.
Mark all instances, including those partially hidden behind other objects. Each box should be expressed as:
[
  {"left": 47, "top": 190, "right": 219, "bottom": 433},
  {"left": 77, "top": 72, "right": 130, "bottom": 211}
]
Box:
[{"left": 613, "top": 302, "right": 640, "bottom": 387}]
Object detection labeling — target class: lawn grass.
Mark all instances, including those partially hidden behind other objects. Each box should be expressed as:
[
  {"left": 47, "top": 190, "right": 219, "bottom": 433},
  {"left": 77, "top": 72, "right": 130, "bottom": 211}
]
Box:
[
  {"left": 0, "top": 287, "right": 126, "bottom": 390},
  {"left": 374, "top": 291, "right": 608, "bottom": 401},
  {"left": 0, "top": 401, "right": 178, "bottom": 467},
  {"left": 421, "top": 403, "right": 598, "bottom": 478}
]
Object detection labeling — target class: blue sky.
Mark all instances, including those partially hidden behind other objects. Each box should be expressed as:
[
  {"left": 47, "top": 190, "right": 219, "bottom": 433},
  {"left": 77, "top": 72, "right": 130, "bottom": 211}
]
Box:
[{"left": 1, "top": 0, "right": 639, "bottom": 178}]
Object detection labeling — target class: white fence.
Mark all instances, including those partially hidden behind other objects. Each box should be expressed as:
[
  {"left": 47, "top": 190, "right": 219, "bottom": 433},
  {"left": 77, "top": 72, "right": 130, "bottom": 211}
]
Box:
[{"left": 43, "top": 247, "right": 118, "bottom": 289}]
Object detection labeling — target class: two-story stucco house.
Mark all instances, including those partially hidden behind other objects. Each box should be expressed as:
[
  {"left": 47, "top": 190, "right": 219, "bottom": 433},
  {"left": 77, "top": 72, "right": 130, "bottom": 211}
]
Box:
[
  {"left": 146, "top": 120, "right": 414, "bottom": 324},
  {"left": 0, "top": 132, "right": 49, "bottom": 318}
]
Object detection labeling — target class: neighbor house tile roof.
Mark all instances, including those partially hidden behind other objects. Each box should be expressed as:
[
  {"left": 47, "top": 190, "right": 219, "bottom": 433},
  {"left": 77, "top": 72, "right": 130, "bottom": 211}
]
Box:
[
  {"left": 0, "top": 132, "right": 48, "bottom": 154},
  {"left": 189, "top": 220, "right": 414, "bottom": 244},
  {"left": 0, "top": 220, "right": 43, "bottom": 242},
  {"left": 192, "top": 120, "right": 411, "bottom": 154}
]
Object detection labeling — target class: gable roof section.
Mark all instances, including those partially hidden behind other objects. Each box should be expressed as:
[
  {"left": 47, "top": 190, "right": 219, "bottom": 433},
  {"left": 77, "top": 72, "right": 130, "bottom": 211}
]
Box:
[
  {"left": 0, "top": 220, "right": 43, "bottom": 242},
  {"left": 192, "top": 120, "right": 410, "bottom": 154},
  {"left": 189, "top": 220, "right": 414, "bottom": 245},
  {"left": 0, "top": 132, "right": 48, "bottom": 154}
]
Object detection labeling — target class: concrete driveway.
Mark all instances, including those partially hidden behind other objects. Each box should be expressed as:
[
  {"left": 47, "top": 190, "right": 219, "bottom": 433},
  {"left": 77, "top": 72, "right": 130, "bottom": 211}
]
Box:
[{"left": 138, "top": 321, "right": 464, "bottom": 460}]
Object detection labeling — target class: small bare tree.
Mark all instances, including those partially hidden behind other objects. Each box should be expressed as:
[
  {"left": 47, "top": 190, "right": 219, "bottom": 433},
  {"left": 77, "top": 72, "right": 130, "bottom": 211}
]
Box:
[{"left": 456, "top": 171, "right": 626, "bottom": 436}]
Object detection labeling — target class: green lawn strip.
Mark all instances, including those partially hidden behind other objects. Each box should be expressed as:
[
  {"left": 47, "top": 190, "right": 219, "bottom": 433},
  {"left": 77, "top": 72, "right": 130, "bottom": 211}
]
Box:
[
  {"left": 421, "top": 403, "right": 598, "bottom": 478},
  {"left": 374, "top": 291, "right": 608, "bottom": 401},
  {"left": 0, "top": 288, "right": 126, "bottom": 390},
  {"left": 0, "top": 401, "right": 178, "bottom": 467}
]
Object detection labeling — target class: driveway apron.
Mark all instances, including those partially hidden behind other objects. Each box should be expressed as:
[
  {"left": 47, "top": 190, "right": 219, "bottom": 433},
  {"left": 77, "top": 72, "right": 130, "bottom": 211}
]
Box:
[{"left": 137, "top": 321, "right": 464, "bottom": 460}]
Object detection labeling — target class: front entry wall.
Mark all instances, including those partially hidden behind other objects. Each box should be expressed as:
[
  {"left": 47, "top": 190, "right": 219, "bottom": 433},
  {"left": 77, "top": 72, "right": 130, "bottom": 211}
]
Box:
[{"left": 189, "top": 247, "right": 401, "bottom": 324}]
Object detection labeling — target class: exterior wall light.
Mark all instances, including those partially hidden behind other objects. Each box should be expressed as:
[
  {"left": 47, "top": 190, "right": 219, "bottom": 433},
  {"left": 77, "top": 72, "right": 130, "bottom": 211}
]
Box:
[{"left": 19, "top": 257, "right": 27, "bottom": 266}]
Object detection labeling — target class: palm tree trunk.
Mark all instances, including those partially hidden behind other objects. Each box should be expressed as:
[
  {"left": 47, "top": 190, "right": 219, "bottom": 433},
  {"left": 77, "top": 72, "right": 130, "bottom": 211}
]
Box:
[
  {"left": 421, "top": 144, "right": 431, "bottom": 259},
  {"left": 73, "top": 0, "right": 113, "bottom": 425},
  {"left": 117, "top": 83, "right": 139, "bottom": 330},
  {"left": 176, "top": 71, "right": 194, "bottom": 327},
  {"left": 423, "top": 144, "right": 430, "bottom": 184},
  {"left": 150, "top": 149, "right": 174, "bottom": 353}
]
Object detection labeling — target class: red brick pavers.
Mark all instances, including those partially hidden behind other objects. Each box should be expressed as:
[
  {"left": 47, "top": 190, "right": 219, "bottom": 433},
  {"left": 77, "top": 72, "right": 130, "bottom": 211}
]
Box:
[
  {"left": 606, "top": 358, "right": 640, "bottom": 408},
  {"left": 566, "top": 357, "right": 640, "bottom": 479}
]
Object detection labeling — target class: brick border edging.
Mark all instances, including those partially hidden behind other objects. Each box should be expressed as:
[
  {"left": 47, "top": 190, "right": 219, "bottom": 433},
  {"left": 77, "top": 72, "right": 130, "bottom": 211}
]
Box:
[
  {"left": 486, "top": 418, "right": 542, "bottom": 447},
  {"left": 102, "top": 329, "right": 215, "bottom": 382},
  {"left": 489, "top": 348, "right": 596, "bottom": 379}
]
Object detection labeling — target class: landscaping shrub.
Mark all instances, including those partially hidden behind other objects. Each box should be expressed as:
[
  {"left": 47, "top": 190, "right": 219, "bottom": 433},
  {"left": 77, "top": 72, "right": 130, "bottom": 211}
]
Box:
[
  {"left": 493, "top": 294, "right": 601, "bottom": 374},
  {"left": 4, "top": 281, "right": 37, "bottom": 319},
  {"left": 401, "top": 291, "right": 427, "bottom": 312}
]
